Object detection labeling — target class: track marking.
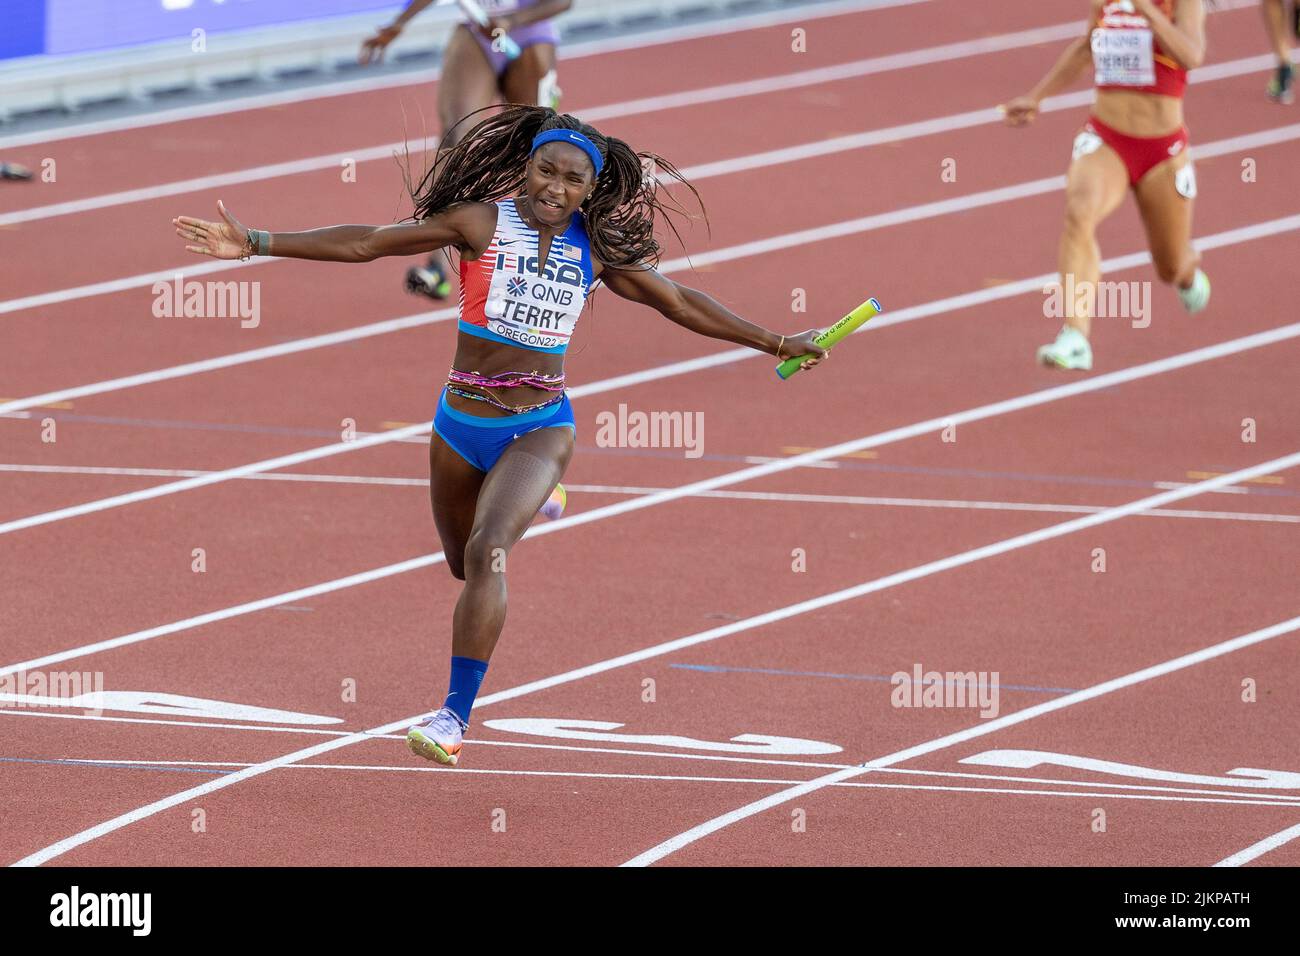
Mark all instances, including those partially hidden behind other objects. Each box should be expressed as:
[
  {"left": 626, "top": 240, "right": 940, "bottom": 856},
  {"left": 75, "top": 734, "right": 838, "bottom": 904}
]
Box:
[
  {"left": 9, "top": 756, "right": 1300, "bottom": 812},
  {"left": 5, "top": 324, "right": 1300, "bottom": 678},
  {"left": 477, "top": 717, "right": 842, "bottom": 755},
  {"left": 8, "top": 706, "right": 1297, "bottom": 804},
  {"left": 622, "top": 609, "right": 1300, "bottom": 866},
  {"left": 1186, "top": 470, "right": 1284, "bottom": 485},
  {"left": 0, "top": 397, "right": 72, "bottom": 410},
  {"left": 0, "top": 0, "right": 931, "bottom": 151},
  {"left": 1214, "top": 822, "right": 1300, "bottom": 866},
  {"left": 4, "top": 465, "right": 1295, "bottom": 523},
  {"left": 0, "top": 463, "right": 432, "bottom": 486},
  {"left": 961, "top": 750, "right": 1300, "bottom": 790},
  {"left": 0, "top": 422, "right": 430, "bottom": 535},
  {"left": 11, "top": 456, "right": 1300, "bottom": 866},
  {"left": 670, "top": 662, "right": 1077, "bottom": 693},
  {"left": 562, "top": 485, "right": 1300, "bottom": 524},
  {"left": 0, "top": 691, "right": 341, "bottom": 725}
]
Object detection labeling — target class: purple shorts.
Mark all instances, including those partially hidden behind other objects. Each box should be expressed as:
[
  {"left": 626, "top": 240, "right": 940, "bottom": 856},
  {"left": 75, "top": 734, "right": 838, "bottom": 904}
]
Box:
[{"left": 470, "top": 20, "right": 560, "bottom": 77}]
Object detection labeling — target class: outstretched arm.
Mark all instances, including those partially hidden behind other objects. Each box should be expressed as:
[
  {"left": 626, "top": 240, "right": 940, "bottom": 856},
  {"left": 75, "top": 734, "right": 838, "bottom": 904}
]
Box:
[
  {"left": 1002, "top": 3, "right": 1100, "bottom": 126},
  {"left": 359, "top": 0, "right": 438, "bottom": 64},
  {"left": 173, "top": 200, "right": 495, "bottom": 263},
  {"left": 599, "top": 264, "right": 827, "bottom": 368}
]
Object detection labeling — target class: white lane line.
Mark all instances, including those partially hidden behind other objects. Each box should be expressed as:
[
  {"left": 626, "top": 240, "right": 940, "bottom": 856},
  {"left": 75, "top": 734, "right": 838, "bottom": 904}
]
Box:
[
  {"left": 12, "top": 456, "right": 1300, "bottom": 867},
  {"left": 0, "top": 306, "right": 450, "bottom": 409},
  {"left": 3, "top": 118, "right": 1298, "bottom": 414},
  {"left": 7, "top": 707, "right": 1299, "bottom": 806},
  {"left": 0, "top": 0, "right": 930, "bottom": 152},
  {"left": 3, "top": 464, "right": 1298, "bottom": 523},
  {"left": 622, "top": 609, "right": 1300, "bottom": 866},
  {"left": 563, "top": 485, "right": 1300, "bottom": 524},
  {"left": 0, "top": 422, "right": 429, "bottom": 535},
  {"left": 15, "top": 756, "right": 1300, "bottom": 810},
  {"left": 7, "top": 36, "right": 1285, "bottom": 231},
  {"left": 5, "top": 320, "right": 1300, "bottom": 679},
  {"left": 0, "top": 257, "right": 265, "bottom": 318},
  {"left": 0, "top": 462, "right": 430, "bottom": 486},
  {"left": 1214, "top": 823, "right": 1300, "bottom": 866}
]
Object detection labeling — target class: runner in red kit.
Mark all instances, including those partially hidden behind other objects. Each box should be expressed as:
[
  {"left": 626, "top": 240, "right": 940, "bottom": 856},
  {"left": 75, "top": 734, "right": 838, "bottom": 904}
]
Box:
[{"left": 1004, "top": 0, "right": 1210, "bottom": 371}]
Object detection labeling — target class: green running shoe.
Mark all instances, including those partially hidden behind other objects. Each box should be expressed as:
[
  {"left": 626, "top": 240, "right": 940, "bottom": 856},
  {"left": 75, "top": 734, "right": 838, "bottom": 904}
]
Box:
[
  {"left": 407, "top": 707, "right": 466, "bottom": 766},
  {"left": 405, "top": 260, "right": 452, "bottom": 300}
]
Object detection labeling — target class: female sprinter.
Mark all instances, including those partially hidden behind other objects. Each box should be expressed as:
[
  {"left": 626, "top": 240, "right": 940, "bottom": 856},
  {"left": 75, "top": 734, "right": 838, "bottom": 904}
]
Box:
[
  {"left": 360, "top": 0, "right": 573, "bottom": 300},
  {"left": 1004, "top": 0, "right": 1210, "bottom": 371},
  {"left": 173, "top": 107, "right": 827, "bottom": 766},
  {"left": 1261, "top": 0, "right": 1298, "bottom": 103}
]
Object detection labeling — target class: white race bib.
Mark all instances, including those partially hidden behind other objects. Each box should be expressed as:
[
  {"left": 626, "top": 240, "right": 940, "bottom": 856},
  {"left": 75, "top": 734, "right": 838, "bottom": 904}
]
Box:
[
  {"left": 483, "top": 253, "right": 585, "bottom": 351},
  {"left": 1092, "top": 27, "right": 1156, "bottom": 87}
]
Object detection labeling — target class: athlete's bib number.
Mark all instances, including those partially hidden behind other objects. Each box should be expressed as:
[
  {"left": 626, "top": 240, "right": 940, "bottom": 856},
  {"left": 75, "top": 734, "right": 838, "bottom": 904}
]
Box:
[
  {"left": 484, "top": 261, "right": 583, "bottom": 350},
  {"left": 1092, "top": 28, "right": 1155, "bottom": 87}
]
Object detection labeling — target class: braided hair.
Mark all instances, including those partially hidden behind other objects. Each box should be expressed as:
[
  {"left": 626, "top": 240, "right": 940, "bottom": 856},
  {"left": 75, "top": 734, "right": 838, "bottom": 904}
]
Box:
[{"left": 404, "top": 105, "right": 703, "bottom": 269}]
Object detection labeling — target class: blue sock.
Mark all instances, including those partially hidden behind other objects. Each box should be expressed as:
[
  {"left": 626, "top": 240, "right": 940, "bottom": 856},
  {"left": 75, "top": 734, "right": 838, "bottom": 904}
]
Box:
[{"left": 443, "top": 656, "right": 489, "bottom": 727}]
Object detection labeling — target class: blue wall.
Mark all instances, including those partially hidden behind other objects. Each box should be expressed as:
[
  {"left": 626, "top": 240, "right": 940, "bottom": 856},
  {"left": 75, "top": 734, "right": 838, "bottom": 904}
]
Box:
[
  {"left": 0, "top": 0, "right": 47, "bottom": 61},
  {"left": 2, "top": 0, "right": 399, "bottom": 62}
]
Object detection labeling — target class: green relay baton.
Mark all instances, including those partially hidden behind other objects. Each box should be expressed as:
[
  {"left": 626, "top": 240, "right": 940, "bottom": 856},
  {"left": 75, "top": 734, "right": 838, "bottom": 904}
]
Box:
[{"left": 775, "top": 297, "right": 881, "bottom": 380}]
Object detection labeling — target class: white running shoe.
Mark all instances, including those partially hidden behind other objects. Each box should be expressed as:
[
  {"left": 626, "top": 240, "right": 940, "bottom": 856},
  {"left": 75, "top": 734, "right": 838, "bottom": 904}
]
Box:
[
  {"left": 1036, "top": 325, "right": 1093, "bottom": 371},
  {"left": 1178, "top": 268, "right": 1211, "bottom": 314},
  {"left": 407, "top": 707, "right": 467, "bottom": 766}
]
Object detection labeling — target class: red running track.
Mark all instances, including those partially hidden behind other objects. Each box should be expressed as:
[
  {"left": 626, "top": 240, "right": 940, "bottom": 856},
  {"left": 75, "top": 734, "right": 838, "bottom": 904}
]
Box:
[{"left": 1, "top": 0, "right": 1297, "bottom": 867}]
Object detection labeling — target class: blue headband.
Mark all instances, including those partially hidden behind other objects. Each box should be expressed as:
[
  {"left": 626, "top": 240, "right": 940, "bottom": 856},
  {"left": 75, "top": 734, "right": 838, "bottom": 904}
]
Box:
[{"left": 530, "top": 128, "right": 603, "bottom": 177}]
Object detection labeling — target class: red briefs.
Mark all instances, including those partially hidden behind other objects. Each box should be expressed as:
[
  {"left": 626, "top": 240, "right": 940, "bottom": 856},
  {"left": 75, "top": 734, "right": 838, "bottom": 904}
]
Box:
[{"left": 1077, "top": 115, "right": 1189, "bottom": 187}]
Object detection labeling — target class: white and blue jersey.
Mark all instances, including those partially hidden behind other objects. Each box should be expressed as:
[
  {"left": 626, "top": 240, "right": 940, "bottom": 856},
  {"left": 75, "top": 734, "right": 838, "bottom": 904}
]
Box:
[{"left": 457, "top": 198, "right": 594, "bottom": 354}]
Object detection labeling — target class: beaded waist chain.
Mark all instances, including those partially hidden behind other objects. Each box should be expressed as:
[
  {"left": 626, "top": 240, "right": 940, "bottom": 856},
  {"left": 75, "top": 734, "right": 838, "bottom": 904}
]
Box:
[{"left": 445, "top": 367, "right": 566, "bottom": 415}]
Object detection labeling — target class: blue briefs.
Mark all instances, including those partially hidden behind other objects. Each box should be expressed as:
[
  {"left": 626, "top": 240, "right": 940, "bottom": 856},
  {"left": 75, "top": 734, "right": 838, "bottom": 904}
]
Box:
[{"left": 433, "top": 387, "right": 575, "bottom": 473}]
